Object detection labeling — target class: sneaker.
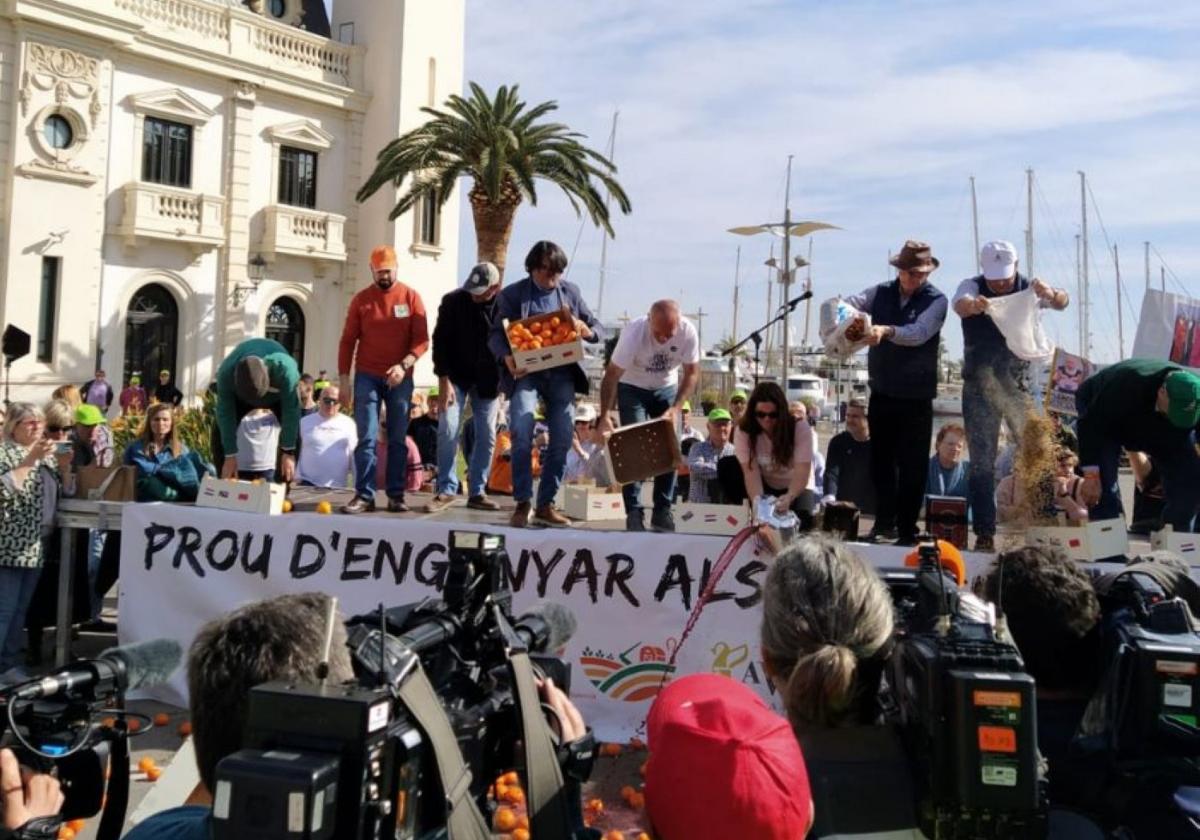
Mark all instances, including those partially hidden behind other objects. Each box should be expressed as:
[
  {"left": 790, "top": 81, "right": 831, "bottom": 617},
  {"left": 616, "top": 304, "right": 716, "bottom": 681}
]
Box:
[
  {"left": 864, "top": 526, "right": 897, "bottom": 543},
  {"left": 533, "top": 504, "right": 571, "bottom": 527},
  {"left": 387, "top": 497, "right": 410, "bottom": 513},
  {"left": 511, "top": 501, "right": 532, "bottom": 528},
  {"left": 650, "top": 510, "right": 676, "bottom": 533},
  {"left": 973, "top": 535, "right": 996, "bottom": 553},
  {"left": 467, "top": 495, "right": 501, "bottom": 511},
  {"left": 341, "top": 496, "right": 376, "bottom": 514},
  {"left": 626, "top": 513, "right": 646, "bottom": 532},
  {"left": 423, "top": 494, "right": 455, "bottom": 513}
]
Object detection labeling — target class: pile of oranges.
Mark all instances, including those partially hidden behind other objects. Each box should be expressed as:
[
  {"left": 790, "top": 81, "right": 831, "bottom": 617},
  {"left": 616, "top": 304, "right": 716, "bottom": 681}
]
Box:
[{"left": 507, "top": 315, "right": 579, "bottom": 352}]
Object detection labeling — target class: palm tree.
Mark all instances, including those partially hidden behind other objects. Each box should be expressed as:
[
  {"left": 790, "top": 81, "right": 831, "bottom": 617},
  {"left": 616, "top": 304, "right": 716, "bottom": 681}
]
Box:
[{"left": 356, "top": 82, "right": 632, "bottom": 275}]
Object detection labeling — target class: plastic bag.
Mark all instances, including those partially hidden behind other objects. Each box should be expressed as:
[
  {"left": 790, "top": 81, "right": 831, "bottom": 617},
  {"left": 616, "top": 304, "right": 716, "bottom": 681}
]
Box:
[{"left": 819, "top": 297, "right": 872, "bottom": 358}]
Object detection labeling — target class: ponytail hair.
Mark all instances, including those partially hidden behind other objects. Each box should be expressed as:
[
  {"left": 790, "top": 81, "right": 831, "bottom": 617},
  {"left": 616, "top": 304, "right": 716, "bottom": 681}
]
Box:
[{"left": 761, "top": 536, "right": 894, "bottom": 729}]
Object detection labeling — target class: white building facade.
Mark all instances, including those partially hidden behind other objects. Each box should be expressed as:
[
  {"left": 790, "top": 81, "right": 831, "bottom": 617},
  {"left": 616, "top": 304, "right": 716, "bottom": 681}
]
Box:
[{"left": 0, "top": 0, "right": 463, "bottom": 410}]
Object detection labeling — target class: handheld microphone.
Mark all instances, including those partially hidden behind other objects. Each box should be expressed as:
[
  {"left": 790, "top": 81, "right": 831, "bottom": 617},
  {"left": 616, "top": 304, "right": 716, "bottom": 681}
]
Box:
[
  {"left": 783, "top": 290, "right": 814, "bottom": 309},
  {"left": 9, "top": 639, "right": 183, "bottom": 701},
  {"left": 514, "top": 602, "right": 578, "bottom": 653}
]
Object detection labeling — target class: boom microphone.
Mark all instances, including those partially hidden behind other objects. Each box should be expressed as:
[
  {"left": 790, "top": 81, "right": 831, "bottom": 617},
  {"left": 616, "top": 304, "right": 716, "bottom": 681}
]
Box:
[
  {"left": 782, "top": 291, "right": 813, "bottom": 309},
  {"left": 10, "top": 639, "right": 183, "bottom": 701},
  {"left": 515, "top": 602, "right": 578, "bottom": 653}
]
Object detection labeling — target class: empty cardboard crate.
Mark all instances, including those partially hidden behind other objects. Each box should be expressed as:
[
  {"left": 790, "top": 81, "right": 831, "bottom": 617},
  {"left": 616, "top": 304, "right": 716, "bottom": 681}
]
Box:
[
  {"left": 1151, "top": 526, "right": 1200, "bottom": 565},
  {"left": 601, "top": 417, "right": 682, "bottom": 485},
  {"left": 562, "top": 485, "right": 625, "bottom": 521},
  {"left": 197, "top": 475, "right": 286, "bottom": 515},
  {"left": 675, "top": 502, "right": 751, "bottom": 535},
  {"left": 1026, "top": 518, "right": 1129, "bottom": 562}
]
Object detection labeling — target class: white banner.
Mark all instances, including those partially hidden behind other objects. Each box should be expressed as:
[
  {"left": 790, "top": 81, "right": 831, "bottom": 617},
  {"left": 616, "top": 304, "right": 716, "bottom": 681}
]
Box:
[
  {"left": 1132, "top": 288, "right": 1200, "bottom": 366},
  {"left": 119, "top": 504, "right": 992, "bottom": 740}
]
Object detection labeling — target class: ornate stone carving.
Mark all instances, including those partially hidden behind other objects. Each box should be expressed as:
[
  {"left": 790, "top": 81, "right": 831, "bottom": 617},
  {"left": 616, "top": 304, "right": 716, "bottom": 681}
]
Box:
[{"left": 22, "top": 43, "right": 102, "bottom": 127}]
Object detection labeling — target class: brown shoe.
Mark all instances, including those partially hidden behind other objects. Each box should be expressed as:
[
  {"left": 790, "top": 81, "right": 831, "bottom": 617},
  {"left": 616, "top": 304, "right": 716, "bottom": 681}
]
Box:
[
  {"left": 340, "top": 496, "right": 376, "bottom": 514},
  {"left": 387, "top": 496, "right": 409, "bottom": 513},
  {"left": 510, "top": 501, "right": 532, "bottom": 528},
  {"left": 423, "top": 493, "right": 455, "bottom": 513},
  {"left": 467, "top": 494, "right": 500, "bottom": 511},
  {"left": 533, "top": 504, "right": 571, "bottom": 527}
]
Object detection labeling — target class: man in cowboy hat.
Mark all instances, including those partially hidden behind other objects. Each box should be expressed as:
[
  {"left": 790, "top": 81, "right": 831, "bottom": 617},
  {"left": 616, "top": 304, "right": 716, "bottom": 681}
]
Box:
[{"left": 845, "top": 240, "right": 948, "bottom": 545}]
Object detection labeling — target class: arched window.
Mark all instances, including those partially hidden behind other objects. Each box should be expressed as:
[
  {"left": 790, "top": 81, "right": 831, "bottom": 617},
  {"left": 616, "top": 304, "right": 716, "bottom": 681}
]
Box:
[
  {"left": 265, "top": 297, "right": 305, "bottom": 369},
  {"left": 124, "top": 283, "right": 179, "bottom": 385}
]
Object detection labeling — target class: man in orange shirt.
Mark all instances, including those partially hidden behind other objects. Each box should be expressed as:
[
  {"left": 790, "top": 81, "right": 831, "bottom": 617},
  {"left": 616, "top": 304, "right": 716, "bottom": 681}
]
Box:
[{"left": 338, "top": 245, "right": 429, "bottom": 513}]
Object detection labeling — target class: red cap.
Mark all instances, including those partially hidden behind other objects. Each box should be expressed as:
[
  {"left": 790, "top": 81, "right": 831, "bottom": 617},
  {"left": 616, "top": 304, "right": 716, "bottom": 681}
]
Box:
[{"left": 644, "top": 674, "right": 812, "bottom": 839}]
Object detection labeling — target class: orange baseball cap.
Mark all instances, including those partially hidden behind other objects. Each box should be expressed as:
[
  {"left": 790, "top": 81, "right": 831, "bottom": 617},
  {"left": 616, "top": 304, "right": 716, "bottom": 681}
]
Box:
[{"left": 369, "top": 245, "right": 397, "bottom": 271}]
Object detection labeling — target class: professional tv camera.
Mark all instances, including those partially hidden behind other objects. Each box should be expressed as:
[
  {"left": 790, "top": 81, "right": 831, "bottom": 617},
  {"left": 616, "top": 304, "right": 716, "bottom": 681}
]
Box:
[
  {"left": 1066, "top": 562, "right": 1200, "bottom": 834},
  {"left": 0, "top": 639, "right": 183, "bottom": 840},
  {"left": 212, "top": 530, "right": 594, "bottom": 840},
  {"left": 880, "top": 542, "right": 1046, "bottom": 839}
]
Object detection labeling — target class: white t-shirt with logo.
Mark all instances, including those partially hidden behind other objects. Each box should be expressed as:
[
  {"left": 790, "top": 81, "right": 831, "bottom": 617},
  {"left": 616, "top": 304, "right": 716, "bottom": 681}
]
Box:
[
  {"left": 297, "top": 411, "right": 358, "bottom": 488},
  {"left": 611, "top": 315, "right": 701, "bottom": 390}
]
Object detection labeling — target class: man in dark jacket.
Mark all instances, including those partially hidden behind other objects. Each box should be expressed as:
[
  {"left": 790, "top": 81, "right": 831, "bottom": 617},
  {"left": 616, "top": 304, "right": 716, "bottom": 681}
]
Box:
[
  {"left": 1076, "top": 358, "right": 1200, "bottom": 531},
  {"left": 487, "top": 241, "right": 605, "bottom": 528},
  {"left": 426, "top": 263, "right": 504, "bottom": 512},
  {"left": 153, "top": 368, "right": 184, "bottom": 407},
  {"left": 845, "top": 240, "right": 948, "bottom": 545}
]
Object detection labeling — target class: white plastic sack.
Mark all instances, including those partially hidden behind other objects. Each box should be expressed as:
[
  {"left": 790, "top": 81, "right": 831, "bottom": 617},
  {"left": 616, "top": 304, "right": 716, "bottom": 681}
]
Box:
[
  {"left": 986, "top": 288, "right": 1054, "bottom": 361},
  {"left": 819, "top": 297, "right": 872, "bottom": 358}
]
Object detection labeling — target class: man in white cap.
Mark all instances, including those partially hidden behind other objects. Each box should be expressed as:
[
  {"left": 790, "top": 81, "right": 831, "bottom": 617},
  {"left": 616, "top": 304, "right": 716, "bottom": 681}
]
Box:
[
  {"left": 426, "top": 262, "right": 504, "bottom": 512},
  {"left": 953, "top": 240, "right": 1068, "bottom": 551}
]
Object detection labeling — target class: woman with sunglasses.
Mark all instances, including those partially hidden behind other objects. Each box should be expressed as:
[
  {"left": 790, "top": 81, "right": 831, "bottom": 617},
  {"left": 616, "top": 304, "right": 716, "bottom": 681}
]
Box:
[
  {"left": 719, "top": 381, "right": 816, "bottom": 526},
  {"left": 0, "top": 403, "right": 71, "bottom": 681},
  {"left": 123, "top": 403, "right": 214, "bottom": 502}
]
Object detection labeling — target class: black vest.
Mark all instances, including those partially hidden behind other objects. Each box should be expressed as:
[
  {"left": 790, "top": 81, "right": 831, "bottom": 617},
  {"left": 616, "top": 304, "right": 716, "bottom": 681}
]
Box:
[
  {"left": 961, "top": 273, "right": 1030, "bottom": 378},
  {"left": 867, "top": 280, "right": 944, "bottom": 400}
]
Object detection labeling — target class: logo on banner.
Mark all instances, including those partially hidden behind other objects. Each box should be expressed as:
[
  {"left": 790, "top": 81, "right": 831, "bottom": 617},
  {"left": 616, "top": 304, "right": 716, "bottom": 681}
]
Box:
[
  {"left": 709, "top": 642, "right": 750, "bottom": 677},
  {"left": 581, "top": 640, "right": 677, "bottom": 702}
]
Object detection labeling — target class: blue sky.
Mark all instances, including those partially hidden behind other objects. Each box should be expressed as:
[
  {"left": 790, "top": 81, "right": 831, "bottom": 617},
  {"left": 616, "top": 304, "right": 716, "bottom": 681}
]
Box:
[{"left": 341, "top": 1, "right": 1200, "bottom": 361}]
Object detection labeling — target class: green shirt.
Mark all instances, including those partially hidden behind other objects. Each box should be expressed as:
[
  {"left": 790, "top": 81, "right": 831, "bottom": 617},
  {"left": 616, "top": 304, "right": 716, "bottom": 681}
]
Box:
[
  {"left": 214, "top": 337, "right": 301, "bottom": 456},
  {"left": 1076, "top": 358, "right": 1189, "bottom": 453}
]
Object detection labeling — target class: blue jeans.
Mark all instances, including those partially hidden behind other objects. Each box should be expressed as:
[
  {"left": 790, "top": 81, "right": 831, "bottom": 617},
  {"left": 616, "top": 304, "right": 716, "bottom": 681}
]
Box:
[
  {"left": 436, "top": 384, "right": 497, "bottom": 497},
  {"left": 1080, "top": 419, "right": 1200, "bottom": 531},
  {"left": 962, "top": 373, "right": 1026, "bottom": 538},
  {"left": 0, "top": 566, "right": 43, "bottom": 671},
  {"left": 617, "top": 381, "right": 678, "bottom": 522},
  {"left": 353, "top": 373, "right": 414, "bottom": 500},
  {"left": 509, "top": 369, "right": 576, "bottom": 507}
]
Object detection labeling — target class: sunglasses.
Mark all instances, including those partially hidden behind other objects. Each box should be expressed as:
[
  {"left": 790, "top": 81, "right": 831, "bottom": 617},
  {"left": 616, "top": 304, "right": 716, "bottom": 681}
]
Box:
[
  {"left": 755, "top": 410, "right": 778, "bottom": 419},
  {"left": 46, "top": 425, "right": 67, "bottom": 433},
  {"left": 321, "top": 397, "right": 340, "bottom": 406}
]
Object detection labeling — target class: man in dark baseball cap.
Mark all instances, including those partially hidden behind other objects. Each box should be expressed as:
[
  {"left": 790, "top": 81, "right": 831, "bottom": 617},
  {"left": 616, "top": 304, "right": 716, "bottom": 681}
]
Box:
[{"left": 212, "top": 338, "right": 301, "bottom": 482}]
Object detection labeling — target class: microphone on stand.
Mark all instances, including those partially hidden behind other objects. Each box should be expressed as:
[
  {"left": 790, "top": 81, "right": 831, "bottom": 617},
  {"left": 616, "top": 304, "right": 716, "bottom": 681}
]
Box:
[{"left": 782, "top": 291, "right": 814, "bottom": 310}]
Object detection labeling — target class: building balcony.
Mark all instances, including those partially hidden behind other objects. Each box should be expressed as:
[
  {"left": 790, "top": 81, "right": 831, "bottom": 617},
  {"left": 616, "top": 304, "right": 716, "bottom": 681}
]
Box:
[
  {"left": 110, "top": 182, "right": 226, "bottom": 252},
  {"left": 261, "top": 204, "right": 347, "bottom": 265}
]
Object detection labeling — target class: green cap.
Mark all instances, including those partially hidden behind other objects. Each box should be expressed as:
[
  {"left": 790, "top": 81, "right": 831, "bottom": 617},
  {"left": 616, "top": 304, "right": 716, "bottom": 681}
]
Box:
[
  {"left": 427, "top": 385, "right": 439, "bottom": 398},
  {"left": 730, "top": 390, "right": 747, "bottom": 402},
  {"left": 1165, "top": 370, "right": 1200, "bottom": 429},
  {"left": 130, "top": 375, "right": 141, "bottom": 385},
  {"left": 75, "top": 404, "right": 105, "bottom": 426},
  {"left": 707, "top": 408, "right": 733, "bottom": 422},
  {"left": 681, "top": 400, "right": 691, "bottom": 411}
]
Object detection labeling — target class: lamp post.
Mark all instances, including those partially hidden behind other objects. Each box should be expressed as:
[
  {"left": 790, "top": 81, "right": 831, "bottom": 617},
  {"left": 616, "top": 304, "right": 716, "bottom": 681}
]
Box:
[
  {"left": 233, "top": 254, "right": 268, "bottom": 306},
  {"left": 729, "top": 156, "right": 838, "bottom": 386}
]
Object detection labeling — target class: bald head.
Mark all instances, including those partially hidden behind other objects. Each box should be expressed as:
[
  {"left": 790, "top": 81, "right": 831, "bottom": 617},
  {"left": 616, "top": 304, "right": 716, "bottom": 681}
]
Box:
[{"left": 649, "top": 299, "right": 681, "bottom": 342}]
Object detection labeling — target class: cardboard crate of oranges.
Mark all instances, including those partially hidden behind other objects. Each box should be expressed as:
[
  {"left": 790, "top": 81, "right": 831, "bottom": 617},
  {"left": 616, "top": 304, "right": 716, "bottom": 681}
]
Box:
[{"left": 504, "top": 308, "right": 585, "bottom": 373}]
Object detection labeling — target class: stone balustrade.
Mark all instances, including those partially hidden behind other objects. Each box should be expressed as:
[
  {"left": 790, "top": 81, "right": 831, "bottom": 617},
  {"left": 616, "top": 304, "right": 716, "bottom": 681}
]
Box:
[{"left": 261, "top": 204, "right": 347, "bottom": 263}]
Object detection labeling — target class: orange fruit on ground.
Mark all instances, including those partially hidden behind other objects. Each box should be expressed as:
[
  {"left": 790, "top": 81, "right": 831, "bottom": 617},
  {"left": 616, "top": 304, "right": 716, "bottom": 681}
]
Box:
[
  {"left": 58, "top": 829, "right": 76, "bottom": 840},
  {"left": 67, "top": 819, "right": 86, "bottom": 831},
  {"left": 599, "top": 743, "right": 622, "bottom": 757},
  {"left": 177, "top": 721, "right": 192, "bottom": 737},
  {"left": 629, "top": 792, "right": 645, "bottom": 809},
  {"left": 620, "top": 785, "right": 636, "bottom": 801},
  {"left": 501, "top": 771, "right": 519, "bottom": 785},
  {"left": 146, "top": 767, "right": 162, "bottom": 782},
  {"left": 493, "top": 807, "right": 518, "bottom": 832},
  {"left": 513, "top": 830, "right": 531, "bottom": 840},
  {"left": 586, "top": 798, "right": 604, "bottom": 814},
  {"left": 281, "top": 499, "right": 293, "bottom": 513},
  {"left": 315, "top": 500, "right": 332, "bottom": 514},
  {"left": 629, "top": 737, "right": 645, "bottom": 750},
  {"left": 154, "top": 713, "right": 170, "bottom": 726},
  {"left": 137, "top": 757, "right": 156, "bottom": 773},
  {"left": 603, "top": 831, "right": 624, "bottom": 840},
  {"left": 637, "top": 834, "right": 652, "bottom": 840},
  {"left": 127, "top": 719, "right": 141, "bottom": 732}
]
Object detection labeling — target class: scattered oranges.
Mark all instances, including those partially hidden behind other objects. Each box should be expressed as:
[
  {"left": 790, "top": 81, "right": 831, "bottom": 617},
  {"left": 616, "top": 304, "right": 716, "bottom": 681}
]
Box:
[
  {"left": 585, "top": 798, "right": 605, "bottom": 815},
  {"left": 153, "top": 713, "right": 170, "bottom": 726},
  {"left": 501, "top": 770, "right": 519, "bottom": 786},
  {"left": 315, "top": 500, "right": 333, "bottom": 514},
  {"left": 137, "top": 757, "right": 157, "bottom": 773},
  {"left": 58, "top": 828, "right": 76, "bottom": 840},
  {"left": 599, "top": 743, "right": 623, "bottom": 757},
  {"left": 603, "top": 831, "right": 625, "bottom": 840},
  {"left": 146, "top": 767, "right": 162, "bottom": 782},
  {"left": 126, "top": 719, "right": 142, "bottom": 733},
  {"left": 281, "top": 499, "right": 293, "bottom": 513},
  {"left": 512, "top": 830, "right": 531, "bottom": 840},
  {"left": 177, "top": 721, "right": 192, "bottom": 737}
]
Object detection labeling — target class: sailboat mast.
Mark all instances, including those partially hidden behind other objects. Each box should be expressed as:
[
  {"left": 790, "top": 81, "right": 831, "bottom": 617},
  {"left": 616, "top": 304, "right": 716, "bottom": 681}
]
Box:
[
  {"left": 1144, "top": 241, "right": 1151, "bottom": 291},
  {"left": 732, "top": 246, "right": 741, "bottom": 349},
  {"left": 970, "top": 176, "right": 981, "bottom": 272},
  {"left": 1075, "top": 234, "right": 1083, "bottom": 357},
  {"left": 781, "top": 155, "right": 794, "bottom": 387},
  {"left": 1025, "top": 168, "right": 1034, "bottom": 276},
  {"left": 1114, "top": 243, "right": 1124, "bottom": 359},
  {"left": 803, "top": 238, "right": 814, "bottom": 347},
  {"left": 1079, "top": 171, "right": 1090, "bottom": 357},
  {"left": 595, "top": 110, "right": 619, "bottom": 317}
]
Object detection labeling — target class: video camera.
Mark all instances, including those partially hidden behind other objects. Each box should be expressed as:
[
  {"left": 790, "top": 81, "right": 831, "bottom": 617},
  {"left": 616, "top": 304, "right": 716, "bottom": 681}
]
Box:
[
  {"left": 0, "top": 639, "right": 183, "bottom": 840},
  {"left": 212, "top": 530, "right": 592, "bottom": 840},
  {"left": 880, "top": 542, "right": 1046, "bottom": 839}
]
